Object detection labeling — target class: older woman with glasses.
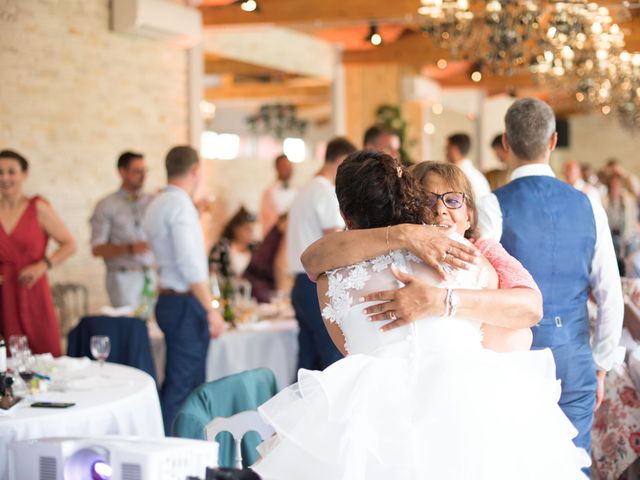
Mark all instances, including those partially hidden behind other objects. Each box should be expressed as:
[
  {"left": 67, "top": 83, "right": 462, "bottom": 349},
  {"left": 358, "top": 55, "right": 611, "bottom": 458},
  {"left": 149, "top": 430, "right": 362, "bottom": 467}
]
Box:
[{"left": 301, "top": 160, "right": 542, "bottom": 353}]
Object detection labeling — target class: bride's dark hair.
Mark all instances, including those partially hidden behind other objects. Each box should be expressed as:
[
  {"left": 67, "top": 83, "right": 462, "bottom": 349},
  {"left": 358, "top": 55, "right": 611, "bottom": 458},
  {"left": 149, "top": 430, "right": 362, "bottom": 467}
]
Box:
[{"left": 335, "top": 150, "right": 428, "bottom": 229}]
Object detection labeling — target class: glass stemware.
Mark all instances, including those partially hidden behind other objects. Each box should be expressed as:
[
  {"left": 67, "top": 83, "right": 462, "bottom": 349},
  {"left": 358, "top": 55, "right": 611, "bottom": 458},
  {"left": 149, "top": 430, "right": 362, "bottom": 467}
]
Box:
[
  {"left": 90, "top": 336, "right": 111, "bottom": 368},
  {"left": 17, "top": 350, "right": 35, "bottom": 403}
]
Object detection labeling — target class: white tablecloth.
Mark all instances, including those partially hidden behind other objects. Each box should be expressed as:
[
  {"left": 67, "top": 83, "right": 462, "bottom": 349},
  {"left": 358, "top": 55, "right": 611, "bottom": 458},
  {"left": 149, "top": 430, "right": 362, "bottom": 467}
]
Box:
[
  {"left": 0, "top": 359, "right": 164, "bottom": 480},
  {"left": 206, "top": 320, "right": 299, "bottom": 390},
  {"left": 150, "top": 320, "right": 299, "bottom": 391}
]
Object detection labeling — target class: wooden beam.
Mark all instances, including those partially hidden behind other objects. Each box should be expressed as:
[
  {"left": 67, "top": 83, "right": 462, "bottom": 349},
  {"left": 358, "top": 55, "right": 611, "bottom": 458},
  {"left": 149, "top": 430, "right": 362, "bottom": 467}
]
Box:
[
  {"left": 343, "top": 31, "right": 450, "bottom": 66},
  {"left": 621, "top": 16, "right": 640, "bottom": 51},
  {"left": 201, "top": 0, "right": 419, "bottom": 26},
  {"left": 204, "top": 78, "right": 331, "bottom": 102},
  {"left": 204, "top": 55, "right": 291, "bottom": 76}
]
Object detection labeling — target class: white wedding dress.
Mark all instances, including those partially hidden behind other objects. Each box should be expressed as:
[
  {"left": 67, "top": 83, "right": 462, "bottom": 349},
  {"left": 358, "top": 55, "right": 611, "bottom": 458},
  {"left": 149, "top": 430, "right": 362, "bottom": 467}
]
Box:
[{"left": 252, "top": 249, "right": 590, "bottom": 480}]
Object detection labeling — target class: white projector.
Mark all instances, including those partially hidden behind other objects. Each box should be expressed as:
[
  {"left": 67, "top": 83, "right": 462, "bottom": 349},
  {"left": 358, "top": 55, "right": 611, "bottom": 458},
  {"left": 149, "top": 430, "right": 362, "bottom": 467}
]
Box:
[{"left": 8, "top": 436, "right": 219, "bottom": 480}]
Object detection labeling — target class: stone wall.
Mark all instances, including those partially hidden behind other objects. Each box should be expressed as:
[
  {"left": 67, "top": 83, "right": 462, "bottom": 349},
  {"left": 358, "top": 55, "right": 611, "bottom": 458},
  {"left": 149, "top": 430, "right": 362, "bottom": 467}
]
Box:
[{"left": 0, "top": 0, "right": 189, "bottom": 311}]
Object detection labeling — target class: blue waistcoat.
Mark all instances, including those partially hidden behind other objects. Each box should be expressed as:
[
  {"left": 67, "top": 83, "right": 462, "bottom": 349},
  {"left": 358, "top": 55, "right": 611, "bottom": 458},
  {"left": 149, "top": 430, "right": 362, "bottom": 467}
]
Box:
[{"left": 495, "top": 175, "right": 596, "bottom": 348}]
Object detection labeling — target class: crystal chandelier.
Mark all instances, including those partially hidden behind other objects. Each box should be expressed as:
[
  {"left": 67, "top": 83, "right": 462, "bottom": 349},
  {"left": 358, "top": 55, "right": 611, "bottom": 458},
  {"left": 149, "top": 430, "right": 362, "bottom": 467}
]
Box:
[
  {"left": 419, "top": 0, "right": 624, "bottom": 77},
  {"left": 613, "top": 51, "right": 640, "bottom": 129}
]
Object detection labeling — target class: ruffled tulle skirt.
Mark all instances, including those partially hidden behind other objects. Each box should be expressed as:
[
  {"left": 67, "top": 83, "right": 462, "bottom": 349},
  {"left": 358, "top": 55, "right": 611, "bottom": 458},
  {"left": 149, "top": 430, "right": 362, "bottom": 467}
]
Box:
[{"left": 252, "top": 342, "right": 590, "bottom": 480}]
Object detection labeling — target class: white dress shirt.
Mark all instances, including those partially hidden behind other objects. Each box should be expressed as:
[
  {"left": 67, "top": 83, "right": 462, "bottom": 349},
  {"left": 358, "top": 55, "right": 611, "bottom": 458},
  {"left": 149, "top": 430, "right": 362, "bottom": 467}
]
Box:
[
  {"left": 287, "top": 176, "right": 344, "bottom": 274},
  {"left": 260, "top": 181, "right": 297, "bottom": 236},
  {"left": 142, "top": 185, "right": 208, "bottom": 292},
  {"left": 459, "top": 158, "right": 492, "bottom": 199},
  {"left": 477, "top": 163, "right": 623, "bottom": 371}
]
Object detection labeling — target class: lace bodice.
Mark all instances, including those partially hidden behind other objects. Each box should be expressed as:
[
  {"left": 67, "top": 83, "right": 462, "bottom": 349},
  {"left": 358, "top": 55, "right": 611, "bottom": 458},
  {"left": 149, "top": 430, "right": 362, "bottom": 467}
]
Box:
[{"left": 321, "top": 247, "right": 489, "bottom": 356}]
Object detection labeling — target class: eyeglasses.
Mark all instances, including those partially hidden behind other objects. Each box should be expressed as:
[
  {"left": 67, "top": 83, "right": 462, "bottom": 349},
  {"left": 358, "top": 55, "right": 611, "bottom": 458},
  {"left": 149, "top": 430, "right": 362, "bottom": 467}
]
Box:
[{"left": 426, "top": 191, "right": 465, "bottom": 210}]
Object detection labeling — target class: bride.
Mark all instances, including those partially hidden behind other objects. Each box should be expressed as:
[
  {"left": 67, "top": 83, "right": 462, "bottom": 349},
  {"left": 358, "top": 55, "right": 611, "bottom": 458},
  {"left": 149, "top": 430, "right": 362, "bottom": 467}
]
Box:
[{"left": 252, "top": 151, "right": 589, "bottom": 479}]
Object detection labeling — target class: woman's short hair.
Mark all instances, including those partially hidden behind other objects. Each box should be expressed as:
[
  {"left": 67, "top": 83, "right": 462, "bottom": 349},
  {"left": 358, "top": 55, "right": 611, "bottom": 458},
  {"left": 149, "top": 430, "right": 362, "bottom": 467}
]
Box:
[
  {"left": 410, "top": 161, "right": 479, "bottom": 240},
  {"left": 221, "top": 206, "right": 256, "bottom": 241},
  {"left": 335, "top": 150, "right": 427, "bottom": 230},
  {"left": 0, "top": 149, "right": 29, "bottom": 172}
]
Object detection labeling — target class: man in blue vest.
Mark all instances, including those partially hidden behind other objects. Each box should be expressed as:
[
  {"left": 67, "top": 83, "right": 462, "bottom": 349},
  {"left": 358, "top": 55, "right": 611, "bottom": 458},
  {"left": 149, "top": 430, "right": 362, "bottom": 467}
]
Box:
[{"left": 477, "top": 98, "right": 623, "bottom": 472}]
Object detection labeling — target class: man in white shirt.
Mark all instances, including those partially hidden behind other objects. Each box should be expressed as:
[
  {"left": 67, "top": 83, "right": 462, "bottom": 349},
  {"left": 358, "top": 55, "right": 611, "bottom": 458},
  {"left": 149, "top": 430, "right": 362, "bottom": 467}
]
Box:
[
  {"left": 143, "top": 146, "right": 224, "bottom": 433},
  {"left": 260, "top": 154, "right": 296, "bottom": 236},
  {"left": 477, "top": 98, "right": 623, "bottom": 467},
  {"left": 446, "top": 133, "right": 491, "bottom": 199},
  {"left": 287, "top": 137, "right": 357, "bottom": 371},
  {"left": 563, "top": 159, "right": 602, "bottom": 205}
]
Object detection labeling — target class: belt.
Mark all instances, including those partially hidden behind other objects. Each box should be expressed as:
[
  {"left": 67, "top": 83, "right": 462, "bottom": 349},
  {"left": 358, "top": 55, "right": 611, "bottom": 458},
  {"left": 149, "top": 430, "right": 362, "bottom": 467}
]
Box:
[{"left": 159, "top": 289, "right": 193, "bottom": 297}]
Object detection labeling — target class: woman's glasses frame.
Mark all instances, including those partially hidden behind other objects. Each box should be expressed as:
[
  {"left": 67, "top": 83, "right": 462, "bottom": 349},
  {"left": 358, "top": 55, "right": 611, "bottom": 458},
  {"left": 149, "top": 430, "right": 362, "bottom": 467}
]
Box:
[{"left": 426, "top": 191, "right": 466, "bottom": 210}]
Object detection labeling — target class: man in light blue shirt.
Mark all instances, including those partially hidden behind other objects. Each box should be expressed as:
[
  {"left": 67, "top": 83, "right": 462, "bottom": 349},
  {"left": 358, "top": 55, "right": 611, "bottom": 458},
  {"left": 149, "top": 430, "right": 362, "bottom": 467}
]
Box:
[{"left": 143, "top": 145, "right": 224, "bottom": 433}]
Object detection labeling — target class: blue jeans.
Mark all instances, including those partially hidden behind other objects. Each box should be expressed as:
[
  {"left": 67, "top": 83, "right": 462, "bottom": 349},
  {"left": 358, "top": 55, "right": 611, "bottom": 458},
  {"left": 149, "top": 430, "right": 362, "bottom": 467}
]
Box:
[
  {"left": 155, "top": 294, "right": 210, "bottom": 434},
  {"left": 291, "top": 274, "right": 342, "bottom": 372}
]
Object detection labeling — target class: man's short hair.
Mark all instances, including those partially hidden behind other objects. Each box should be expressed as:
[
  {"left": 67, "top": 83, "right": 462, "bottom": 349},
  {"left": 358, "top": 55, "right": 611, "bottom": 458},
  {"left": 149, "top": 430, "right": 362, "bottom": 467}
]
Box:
[
  {"left": 504, "top": 98, "right": 556, "bottom": 162},
  {"left": 165, "top": 146, "right": 199, "bottom": 178},
  {"left": 325, "top": 137, "right": 357, "bottom": 164},
  {"left": 117, "top": 151, "right": 143, "bottom": 170},
  {"left": 491, "top": 134, "right": 504, "bottom": 149},
  {"left": 447, "top": 133, "right": 471, "bottom": 156},
  {"left": 363, "top": 125, "right": 396, "bottom": 148},
  {"left": 274, "top": 154, "right": 288, "bottom": 167}
]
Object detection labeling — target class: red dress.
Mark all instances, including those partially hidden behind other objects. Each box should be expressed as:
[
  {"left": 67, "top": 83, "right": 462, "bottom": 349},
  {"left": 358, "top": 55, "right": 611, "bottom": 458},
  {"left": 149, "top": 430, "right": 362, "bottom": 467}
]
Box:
[{"left": 0, "top": 196, "right": 62, "bottom": 356}]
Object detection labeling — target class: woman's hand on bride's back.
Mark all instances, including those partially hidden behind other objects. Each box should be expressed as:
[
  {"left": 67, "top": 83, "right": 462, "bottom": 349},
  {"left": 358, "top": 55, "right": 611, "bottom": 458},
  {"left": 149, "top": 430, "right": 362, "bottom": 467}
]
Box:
[
  {"left": 361, "top": 265, "right": 447, "bottom": 331},
  {"left": 399, "top": 224, "right": 479, "bottom": 279}
]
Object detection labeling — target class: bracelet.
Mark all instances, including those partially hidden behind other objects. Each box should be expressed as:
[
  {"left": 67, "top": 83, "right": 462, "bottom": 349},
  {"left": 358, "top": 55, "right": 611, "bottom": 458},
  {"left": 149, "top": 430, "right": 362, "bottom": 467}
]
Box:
[
  {"left": 444, "top": 288, "right": 452, "bottom": 317},
  {"left": 385, "top": 225, "right": 391, "bottom": 252},
  {"left": 43, "top": 257, "right": 52, "bottom": 270},
  {"left": 448, "top": 289, "right": 460, "bottom": 318},
  {"left": 128, "top": 244, "right": 134, "bottom": 255}
]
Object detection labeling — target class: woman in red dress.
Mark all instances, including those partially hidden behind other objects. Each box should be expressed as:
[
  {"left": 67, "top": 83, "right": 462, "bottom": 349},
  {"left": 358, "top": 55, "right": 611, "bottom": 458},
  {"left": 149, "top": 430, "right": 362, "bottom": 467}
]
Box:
[{"left": 0, "top": 150, "right": 76, "bottom": 356}]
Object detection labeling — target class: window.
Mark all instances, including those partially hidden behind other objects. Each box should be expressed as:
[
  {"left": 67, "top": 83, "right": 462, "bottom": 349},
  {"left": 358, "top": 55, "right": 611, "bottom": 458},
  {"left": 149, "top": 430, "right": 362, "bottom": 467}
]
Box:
[
  {"left": 200, "top": 131, "right": 240, "bottom": 160},
  {"left": 283, "top": 137, "right": 306, "bottom": 163}
]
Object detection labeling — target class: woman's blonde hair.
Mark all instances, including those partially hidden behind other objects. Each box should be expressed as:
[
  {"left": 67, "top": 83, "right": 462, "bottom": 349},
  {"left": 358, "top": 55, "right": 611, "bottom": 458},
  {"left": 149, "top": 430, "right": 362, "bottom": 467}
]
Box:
[{"left": 410, "top": 161, "right": 479, "bottom": 240}]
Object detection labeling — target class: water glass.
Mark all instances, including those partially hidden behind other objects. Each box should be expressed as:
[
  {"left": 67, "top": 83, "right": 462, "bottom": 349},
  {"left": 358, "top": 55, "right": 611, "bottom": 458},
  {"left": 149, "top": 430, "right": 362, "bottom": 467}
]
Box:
[{"left": 90, "top": 336, "right": 111, "bottom": 368}]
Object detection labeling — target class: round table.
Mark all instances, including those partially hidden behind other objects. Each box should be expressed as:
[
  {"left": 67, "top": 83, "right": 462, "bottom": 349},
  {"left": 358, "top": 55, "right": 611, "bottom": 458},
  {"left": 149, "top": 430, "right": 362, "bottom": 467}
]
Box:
[
  {"left": 0, "top": 359, "right": 164, "bottom": 480},
  {"left": 206, "top": 320, "right": 299, "bottom": 390}
]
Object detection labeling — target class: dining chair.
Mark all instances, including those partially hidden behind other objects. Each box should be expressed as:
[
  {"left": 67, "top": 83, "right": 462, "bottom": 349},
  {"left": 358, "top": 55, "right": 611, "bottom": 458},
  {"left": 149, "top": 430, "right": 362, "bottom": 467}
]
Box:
[
  {"left": 205, "top": 410, "right": 274, "bottom": 469},
  {"left": 172, "top": 368, "right": 278, "bottom": 468},
  {"left": 67, "top": 315, "right": 156, "bottom": 381}
]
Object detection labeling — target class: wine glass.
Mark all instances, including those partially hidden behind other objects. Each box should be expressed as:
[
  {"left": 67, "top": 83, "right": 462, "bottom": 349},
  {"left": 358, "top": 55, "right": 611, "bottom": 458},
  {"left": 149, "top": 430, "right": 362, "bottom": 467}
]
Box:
[
  {"left": 90, "top": 336, "right": 111, "bottom": 368},
  {"left": 17, "top": 350, "right": 36, "bottom": 402}
]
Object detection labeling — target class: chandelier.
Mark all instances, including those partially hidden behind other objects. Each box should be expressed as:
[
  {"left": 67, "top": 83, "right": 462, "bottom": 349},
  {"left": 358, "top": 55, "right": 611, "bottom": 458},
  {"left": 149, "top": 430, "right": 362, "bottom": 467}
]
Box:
[
  {"left": 246, "top": 104, "right": 308, "bottom": 139},
  {"left": 418, "top": 0, "right": 640, "bottom": 129},
  {"left": 419, "top": 0, "right": 623, "bottom": 77},
  {"left": 613, "top": 51, "right": 640, "bottom": 129}
]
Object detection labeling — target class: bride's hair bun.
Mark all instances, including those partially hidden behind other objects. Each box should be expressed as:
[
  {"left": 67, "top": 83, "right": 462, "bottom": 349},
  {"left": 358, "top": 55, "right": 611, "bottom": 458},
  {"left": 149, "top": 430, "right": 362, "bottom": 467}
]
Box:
[{"left": 336, "top": 150, "right": 427, "bottom": 229}]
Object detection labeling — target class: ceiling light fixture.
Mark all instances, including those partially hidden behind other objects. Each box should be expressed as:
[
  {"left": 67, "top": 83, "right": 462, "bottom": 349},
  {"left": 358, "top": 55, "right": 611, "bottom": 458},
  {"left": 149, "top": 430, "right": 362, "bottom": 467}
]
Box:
[
  {"left": 366, "top": 23, "right": 383, "bottom": 46},
  {"left": 240, "top": 0, "right": 257, "bottom": 13}
]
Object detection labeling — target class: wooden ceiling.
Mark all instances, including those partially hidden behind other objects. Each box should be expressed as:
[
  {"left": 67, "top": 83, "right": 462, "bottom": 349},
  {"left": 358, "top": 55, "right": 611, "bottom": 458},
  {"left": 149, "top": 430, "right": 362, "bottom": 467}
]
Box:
[{"left": 200, "top": 1, "right": 640, "bottom": 113}]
